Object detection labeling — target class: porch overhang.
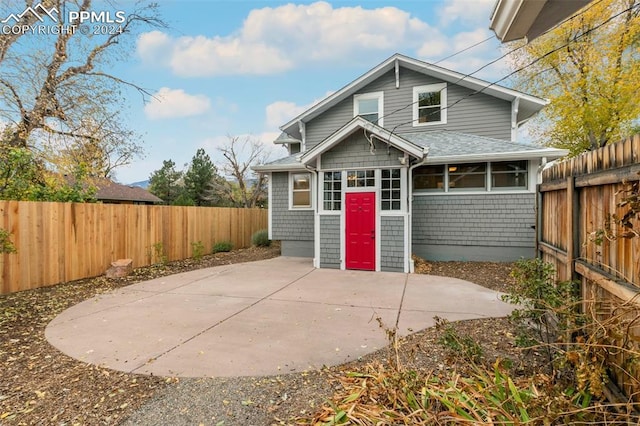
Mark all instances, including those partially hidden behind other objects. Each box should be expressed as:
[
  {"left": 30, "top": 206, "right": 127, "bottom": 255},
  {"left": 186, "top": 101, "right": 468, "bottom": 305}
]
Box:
[{"left": 299, "top": 116, "right": 427, "bottom": 165}]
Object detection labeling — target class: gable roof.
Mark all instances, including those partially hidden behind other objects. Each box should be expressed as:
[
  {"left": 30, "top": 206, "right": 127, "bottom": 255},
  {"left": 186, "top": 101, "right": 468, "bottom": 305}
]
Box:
[
  {"left": 93, "top": 179, "right": 163, "bottom": 203},
  {"left": 300, "top": 116, "right": 427, "bottom": 164},
  {"left": 280, "top": 53, "right": 547, "bottom": 136}
]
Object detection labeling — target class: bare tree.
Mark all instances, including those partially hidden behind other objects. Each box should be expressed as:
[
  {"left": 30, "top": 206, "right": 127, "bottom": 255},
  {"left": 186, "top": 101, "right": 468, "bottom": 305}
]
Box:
[
  {"left": 217, "top": 136, "right": 270, "bottom": 208},
  {"left": 0, "top": 0, "right": 165, "bottom": 175}
]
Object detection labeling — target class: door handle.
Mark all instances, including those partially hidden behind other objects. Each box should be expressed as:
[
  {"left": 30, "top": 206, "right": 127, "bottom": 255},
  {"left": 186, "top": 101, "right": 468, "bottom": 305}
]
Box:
[{"left": 370, "top": 230, "right": 375, "bottom": 239}]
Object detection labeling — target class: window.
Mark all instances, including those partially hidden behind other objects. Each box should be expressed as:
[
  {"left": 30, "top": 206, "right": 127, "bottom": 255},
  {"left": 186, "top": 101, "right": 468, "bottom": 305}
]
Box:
[
  {"left": 291, "top": 173, "right": 311, "bottom": 208},
  {"left": 346, "top": 170, "right": 375, "bottom": 188},
  {"left": 448, "top": 163, "right": 486, "bottom": 190},
  {"left": 354, "top": 92, "right": 384, "bottom": 126},
  {"left": 413, "top": 83, "right": 446, "bottom": 126},
  {"left": 491, "top": 160, "right": 528, "bottom": 189},
  {"left": 323, "top": 171, "right": 342, "bottom": 211},
  {"left": 381, "top": 169, "right": 401, "bottom": 210},
  {"left": 413, "top": 165, "right": 445, "bottom": 191}
]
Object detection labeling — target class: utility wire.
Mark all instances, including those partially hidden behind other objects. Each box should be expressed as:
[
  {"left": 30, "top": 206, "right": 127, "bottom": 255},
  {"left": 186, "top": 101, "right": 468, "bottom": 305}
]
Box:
[
  {"left": 432, "top": 36, "right": 494, "bottom": 65},
  {"left": 385, "top": 0, "right": 639, "bottom": 136}
]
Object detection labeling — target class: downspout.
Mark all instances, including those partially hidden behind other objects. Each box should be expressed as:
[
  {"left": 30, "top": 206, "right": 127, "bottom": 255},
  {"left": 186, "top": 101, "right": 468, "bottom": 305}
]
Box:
[
  {"left": 511, "top": 97, "right": 520, "bottom": 142},
  {"left": 304, "top": 164, "right": 319, "bottom": 268},
  {"left": 407, "top": 149, "right": 430, "bottom": 273}
]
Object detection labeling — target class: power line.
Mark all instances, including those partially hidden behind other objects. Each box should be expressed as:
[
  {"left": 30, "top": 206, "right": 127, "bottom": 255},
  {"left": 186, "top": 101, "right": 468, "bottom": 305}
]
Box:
[
  {"left": 432, "top": 36, "right": 494, "bottom": 65},
  {"left": 386, "top": 0, "right": 639, "bottom": 136}
]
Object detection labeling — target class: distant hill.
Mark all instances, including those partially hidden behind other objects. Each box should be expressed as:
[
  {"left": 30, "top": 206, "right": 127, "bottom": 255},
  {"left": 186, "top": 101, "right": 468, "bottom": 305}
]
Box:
[{"left": 129, "top": 180, "right": 150, "bottom": 189}]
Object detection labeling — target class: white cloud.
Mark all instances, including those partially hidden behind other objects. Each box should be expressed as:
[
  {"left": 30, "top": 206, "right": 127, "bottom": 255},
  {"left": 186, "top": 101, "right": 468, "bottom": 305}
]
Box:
[
  {"left": 137, "top": 2, "right": 440, "bottom": 76},
  {"left": 438, "top": 0, "right": 496, "bottom": 26},
  {"left": 144, "top": 87, "right": 211, "bottom": 120},
  {"left": 265, "top": 91, "right": 334, "bottom": 130}
]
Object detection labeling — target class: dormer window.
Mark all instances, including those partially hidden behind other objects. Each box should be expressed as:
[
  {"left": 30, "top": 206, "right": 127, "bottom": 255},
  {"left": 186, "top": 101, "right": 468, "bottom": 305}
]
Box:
[
  {"left": 354, "top": 92, "right": 384, "bottom": 126},
  {"left": 413, "top": 83, "right": 446, "bottom": 126}
]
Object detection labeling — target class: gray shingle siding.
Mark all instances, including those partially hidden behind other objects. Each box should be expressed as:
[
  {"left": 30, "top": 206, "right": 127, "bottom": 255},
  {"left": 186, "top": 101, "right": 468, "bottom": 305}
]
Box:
[
  {"left": 319, "top": 215, "right": 340, "bottom": 268},
  {"left": 321, "top": 130, "right": 404, "bottom": 169},
  {"left": 412, "top": 193, "right": 536, "bottom": 247},
  {"left": 271, "top": 172, "right": 314, "bottom": 241},
  {"left": 381, "top": 216, "right": 404, "bottom": 272},
  {"left": 304, "top": 68, "right": 512, "bottom": 148}
]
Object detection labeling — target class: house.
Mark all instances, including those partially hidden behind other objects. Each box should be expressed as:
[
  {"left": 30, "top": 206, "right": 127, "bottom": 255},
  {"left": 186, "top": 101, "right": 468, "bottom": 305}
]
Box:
[
  {"left": 254, "top": 54, "right": 566, "bottom": 272},
  {"left": 490, "top": 0, "right": 591, "bottom": 42},
  {"left": 93, "top": 179, "right": 163, "bottom": 205}
]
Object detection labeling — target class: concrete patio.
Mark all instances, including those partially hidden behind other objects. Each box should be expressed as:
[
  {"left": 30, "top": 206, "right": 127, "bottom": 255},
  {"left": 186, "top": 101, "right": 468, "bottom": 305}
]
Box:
[{"left": 45, "top": 257, "right": 513, "bottom": 378}]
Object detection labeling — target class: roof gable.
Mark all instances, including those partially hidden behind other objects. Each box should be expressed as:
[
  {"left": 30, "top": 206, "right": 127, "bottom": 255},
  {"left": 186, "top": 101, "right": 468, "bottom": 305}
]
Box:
[
  {"left": 300, "top": 116, "right": 427, "bottom": 164},
  {"left": 281, "top": 53, "right": 547, "bottom": 136}
]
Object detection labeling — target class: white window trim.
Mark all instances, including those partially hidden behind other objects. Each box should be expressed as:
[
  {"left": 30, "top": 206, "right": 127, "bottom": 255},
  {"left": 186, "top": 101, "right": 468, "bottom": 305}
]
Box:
[
  {"left": 413, "top": 83, "right": 447, "bottom": 127},
  {"left": 379, "top": 168, "right": 405, "bottom": 214},
  {"left": 289, "top": 171, "right": 313, "bottom": 210},
  {"left": 320, "top": 170, "right": 342, "bottom": 214},
  {"left": 353, "top": 91, "right": 384, "bottom": 127},
  {"left": 413, "top": 161, "right": 534, "bottom": 194}
]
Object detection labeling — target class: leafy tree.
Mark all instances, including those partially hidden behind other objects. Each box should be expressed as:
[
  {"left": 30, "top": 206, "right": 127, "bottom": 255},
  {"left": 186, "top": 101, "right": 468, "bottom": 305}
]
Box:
[
  {"left": 184, "top": 148, "right": 225, "bottom": 206},
  {"left": 509, "top": 0, "right": 640, "bottom": 155},
  {"left": 0, "top": 0, "right": 164, "bottom": 180},
  {"left": 217, "top": 136, "right": 270, "bottom": 208},
  {"left": 148, "top": 159, "right": 183, "bottom": 205}
]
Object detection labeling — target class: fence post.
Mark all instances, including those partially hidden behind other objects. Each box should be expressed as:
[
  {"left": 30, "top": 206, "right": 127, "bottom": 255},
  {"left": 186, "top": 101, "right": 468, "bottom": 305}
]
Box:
[{"left": 536, "top": 183, "right": 543, "bottom": 259}]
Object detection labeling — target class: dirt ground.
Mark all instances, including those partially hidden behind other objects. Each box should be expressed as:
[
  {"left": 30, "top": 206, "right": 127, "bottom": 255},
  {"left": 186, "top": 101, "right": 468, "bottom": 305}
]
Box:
[{"left": 0, "top": 247, "right": 543, "bottom": 425}]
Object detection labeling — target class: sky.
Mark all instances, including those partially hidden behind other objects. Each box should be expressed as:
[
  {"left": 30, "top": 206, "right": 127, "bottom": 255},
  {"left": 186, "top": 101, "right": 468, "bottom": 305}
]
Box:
[{"left": 8, "top": 0, "right": 519, "bottom": 184}]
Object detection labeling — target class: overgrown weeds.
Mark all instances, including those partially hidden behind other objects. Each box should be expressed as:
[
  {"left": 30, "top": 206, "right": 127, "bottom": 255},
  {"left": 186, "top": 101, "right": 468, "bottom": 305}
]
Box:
[{"left": 297, "top": 259, "right": 640, "bottom": 425}]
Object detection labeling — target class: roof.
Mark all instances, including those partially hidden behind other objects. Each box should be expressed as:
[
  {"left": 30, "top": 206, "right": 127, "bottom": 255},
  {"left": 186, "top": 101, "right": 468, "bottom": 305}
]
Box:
[
  {"left": 280, "top": 53, "right": 547, "bottom": 137},
  {"left": 300, "top": 116, "right": 427, "bottom": 164},
  {"left": 94, "top": 180, "right": 163, "bottom": 203},
  {"left": 490, "top": 0, "right": 591, "bottom": 42},
  {"left": 255, "top": 124, "right": 567, "bottom": 173},
  {"left": 402, "top": 130, "right": 568, "bottom": 162}
]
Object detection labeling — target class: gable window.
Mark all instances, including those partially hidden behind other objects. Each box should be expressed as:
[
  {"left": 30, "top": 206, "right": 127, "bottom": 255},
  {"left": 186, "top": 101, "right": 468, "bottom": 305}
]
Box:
[
  {"left": 354, "top": 92, "right": 384, "bottom": 126},
  {"left": 323, "top": 171, "right": 342, "bottom": 211},
  {"left": 413, "top": 83, "right": 446, "bottom": 126},
  {"left": 491, "top": 160, "right": 528, "bottom": 189},
  {"left": 291, "top": 172, "right": 311, "bottom": 208},
  {"left": 449, "top": 163, "right": 486, "bottom": 190},
  {"left": 381, "top": 169, "right": 401, "bottom": 210},
  {"left": 413, "top": 165, "right": 445, "bottom": 191},
  {"left": 347, "top": 170, "right": 375, "bottom": 188}
]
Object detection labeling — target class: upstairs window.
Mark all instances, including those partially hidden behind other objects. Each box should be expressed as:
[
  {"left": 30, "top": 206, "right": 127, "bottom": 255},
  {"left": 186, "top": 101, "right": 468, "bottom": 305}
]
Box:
[
  {"left": 413, "top": 83, "right": 446, "bottom": 126},
  {"left": 354, "top": 92, "right": 384, "bottom": 126}
]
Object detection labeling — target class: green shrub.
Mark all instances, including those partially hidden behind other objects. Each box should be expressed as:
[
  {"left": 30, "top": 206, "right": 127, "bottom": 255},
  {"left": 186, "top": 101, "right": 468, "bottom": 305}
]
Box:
[
  {"left": 212, "top": 241, "right": 233, "bottom": 253},
  {"left": 151, "top": 241, "right": 168, "bottom": 265},
  {"left": 191, "top": 241, "right": 205, "bottom": 261},
  {"left": 251, "top": 229, "right": 270, "bottom": 247},
  {"left": 0, "top": 228, "right": 17, "bottom": 254}
]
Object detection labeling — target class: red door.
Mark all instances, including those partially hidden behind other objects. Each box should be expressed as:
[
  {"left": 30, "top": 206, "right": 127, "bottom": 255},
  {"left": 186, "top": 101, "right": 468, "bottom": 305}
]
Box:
[{"left": 345, "top": 192, "right": 375, "bottom": 270}]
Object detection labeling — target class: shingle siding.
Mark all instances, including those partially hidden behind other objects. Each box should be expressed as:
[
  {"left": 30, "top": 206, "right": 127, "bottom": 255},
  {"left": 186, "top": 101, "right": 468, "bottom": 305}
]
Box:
[
  {"left": 321, "top": 131, "right": 404, "bottom": 169},
  {"left": 271, "top": 172, "right": 314, "bottom": 241},
  {"left": 319, "top": 215, "right": 340, "bottom": 268},
  {"left": 412, "top": 193, "right": 536, "bottom": 247},
  {"left": 381, "top": 216, "right": 405, "bottom": 272},
  {"left": 305, "top": 68, "right": 512, "bottom": 148}
]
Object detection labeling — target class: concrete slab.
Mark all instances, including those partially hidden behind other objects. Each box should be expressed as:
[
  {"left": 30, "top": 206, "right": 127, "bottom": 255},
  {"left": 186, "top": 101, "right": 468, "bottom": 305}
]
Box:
[{"left": 45, "top": 257, "right": 514, "bottom": 378}]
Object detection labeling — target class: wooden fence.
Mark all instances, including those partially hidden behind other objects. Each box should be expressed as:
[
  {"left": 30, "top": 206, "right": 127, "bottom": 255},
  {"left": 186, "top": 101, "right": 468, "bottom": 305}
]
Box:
[
  {"left": 0, "top": 202, "right": 267, "bottom": 294},
  {"left": 538, "top": 135, "right": 640, "bottom": 401}
]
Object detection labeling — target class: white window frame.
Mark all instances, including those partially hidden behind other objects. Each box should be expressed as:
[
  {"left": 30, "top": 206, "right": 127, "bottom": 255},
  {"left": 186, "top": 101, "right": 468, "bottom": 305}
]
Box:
[
  {"left": 320, "top": 170, "right": 342, "bottom": 214},
  {"left": 353, "top": 91, "right": 384, "bottom": 127},
  {"left": 380, "top": 168, "right": 403, "bottom": 212},
  {"left": 289, "top": 172, "right": 313, "bottom": 210},
  {"left": 413, "top": 83, "right": 447, "bottom": 127}
]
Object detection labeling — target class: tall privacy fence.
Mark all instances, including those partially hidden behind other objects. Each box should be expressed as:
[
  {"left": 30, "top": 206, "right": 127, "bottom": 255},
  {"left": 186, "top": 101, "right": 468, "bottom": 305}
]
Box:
[
  {"left": 0, "top": 201, "right": 267, "bottom": 294},
  {"left": 538, "top": 135, "right": 640, "bottom": 401}
]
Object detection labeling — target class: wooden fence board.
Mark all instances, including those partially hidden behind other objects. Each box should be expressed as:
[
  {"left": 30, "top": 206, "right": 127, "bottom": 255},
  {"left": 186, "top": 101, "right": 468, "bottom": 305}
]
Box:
[
  {"left": 0, "top": 203, "right": 267, "bottom": 294},
  {"left": 538, "top": 135, "right": 640, "bottom": 401}
]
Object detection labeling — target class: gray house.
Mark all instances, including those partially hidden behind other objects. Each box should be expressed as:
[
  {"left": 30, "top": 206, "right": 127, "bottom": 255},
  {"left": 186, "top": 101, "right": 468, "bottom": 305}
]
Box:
[{"left": 254, "top": 54, "right": 566, "bottom": 272}]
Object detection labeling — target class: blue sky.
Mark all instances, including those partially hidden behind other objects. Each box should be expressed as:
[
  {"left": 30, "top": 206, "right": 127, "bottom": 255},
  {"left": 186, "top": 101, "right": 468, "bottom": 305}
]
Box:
[{"left": 81, "top": 0, "right": 512, "bottom": 183}]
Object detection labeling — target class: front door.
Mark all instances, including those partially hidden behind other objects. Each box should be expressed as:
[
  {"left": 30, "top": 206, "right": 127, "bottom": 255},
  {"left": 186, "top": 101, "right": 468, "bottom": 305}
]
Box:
[{"left": 345, "top": 192, "right": 375, "bottom": 270}]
